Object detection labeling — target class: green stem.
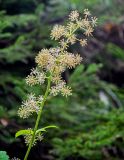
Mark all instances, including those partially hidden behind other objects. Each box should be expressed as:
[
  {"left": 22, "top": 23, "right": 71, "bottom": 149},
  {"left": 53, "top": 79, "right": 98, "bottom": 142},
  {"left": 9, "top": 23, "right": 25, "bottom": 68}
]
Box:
[{"left": 24, "top": 76, "right": 51, "bottom": 160}]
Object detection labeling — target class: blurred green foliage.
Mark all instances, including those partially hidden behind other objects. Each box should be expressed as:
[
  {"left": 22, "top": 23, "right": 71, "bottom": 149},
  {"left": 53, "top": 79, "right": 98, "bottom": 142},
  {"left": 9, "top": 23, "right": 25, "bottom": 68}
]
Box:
[
  {"left": 0, "top": 0, "right": 124, "bottom": 160},
  {"left": 107, "top": 43, "right": 124, "bottom": 60},
  {"left": 50, "top": 65, "right": 124, "bottom": 160},
  {"left": 43, "top": 64, "right": 123, "bottom": 160},
  {"left": 0, "top": 151, "right": 9, "bottom": 160}
]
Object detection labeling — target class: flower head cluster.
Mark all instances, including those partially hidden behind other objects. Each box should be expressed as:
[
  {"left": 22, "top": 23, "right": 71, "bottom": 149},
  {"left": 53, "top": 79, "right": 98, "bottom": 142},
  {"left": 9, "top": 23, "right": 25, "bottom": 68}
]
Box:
[
  {"left": 50, "top": 25, "right": 65, "bottom": 40},
  {"left": 69, "top": 10, "right": 79, "bottom": 21},
  {"left": 17, "top": 9, "right": 97, "bottom": 148},
  {"left": 51, "top": 9, "right": 97, "bottom": 47},
  {"left": 18, "top": 93, "right": 43, "bottom": 118},
  {"left": 50, "top": 81, "right": 72, "bottom": 97},
  {"left": 18, "top": 9, "right": 97, "bottom": 117},
  {"left": 26, "top": 68, "right": 45, "bottom": 86},
  {"left": 34, "top": 47, "right": 82, "bottom": 97}
]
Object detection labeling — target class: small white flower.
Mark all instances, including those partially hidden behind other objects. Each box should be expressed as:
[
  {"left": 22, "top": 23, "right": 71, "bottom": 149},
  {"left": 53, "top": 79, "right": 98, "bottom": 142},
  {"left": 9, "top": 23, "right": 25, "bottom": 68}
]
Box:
[
  {"left": 80, "top": 39, "right": 87, "bottom": 46},
  {"left": 84, "top": 9, "right": 91, "bottom": 16},
  {"left": 91, "top": 16, "right": 98, "bottom": 26},
  {"left": 38, "top": 95, "right": 43, "bottom": 102},
  {"left": 28, "top": 93, "right": 36, "bottom": 100},
  {"left": 69, "top": 10, "right": 79, "bottom": 21},
  {"left": 50, "top": 25, "right": 65, "bottom": 40},
  {"left": 37, "top": 72, "right": 45, "bottom": 84}
]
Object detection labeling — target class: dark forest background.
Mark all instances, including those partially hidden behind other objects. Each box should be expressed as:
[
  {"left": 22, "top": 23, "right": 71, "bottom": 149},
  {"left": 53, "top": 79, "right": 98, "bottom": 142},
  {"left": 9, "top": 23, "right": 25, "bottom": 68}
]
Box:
[{"left": 0, "top": 0, "right": 124, "bottom": 160}]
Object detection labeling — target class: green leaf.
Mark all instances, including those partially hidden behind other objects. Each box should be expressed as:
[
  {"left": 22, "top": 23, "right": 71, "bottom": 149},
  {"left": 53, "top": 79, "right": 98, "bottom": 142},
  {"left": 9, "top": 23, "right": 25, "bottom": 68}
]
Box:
[
  {"left": 69, "top": 65, "right": 84, "bottom": 82},
  {"left": 36, "top": 125, "right": 58, "bottom": 134},
  {"left": 106, "top": 43, "right": 124, "bottom": 60},
  {"left": 85, "top": 63, "right": 102, "bottom": 74},
  {"left": 0, "top": 151, "right": 9, "bottom": 160},
  {"left": 15, "top": 129, "right": 33, "bottom": 138}
]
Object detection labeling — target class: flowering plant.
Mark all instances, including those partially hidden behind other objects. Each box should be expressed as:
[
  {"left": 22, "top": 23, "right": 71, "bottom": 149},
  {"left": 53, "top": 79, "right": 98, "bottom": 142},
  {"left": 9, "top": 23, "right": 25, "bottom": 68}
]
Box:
[{"left": 16, "top": 9, "right": 97, "bottom": 160}]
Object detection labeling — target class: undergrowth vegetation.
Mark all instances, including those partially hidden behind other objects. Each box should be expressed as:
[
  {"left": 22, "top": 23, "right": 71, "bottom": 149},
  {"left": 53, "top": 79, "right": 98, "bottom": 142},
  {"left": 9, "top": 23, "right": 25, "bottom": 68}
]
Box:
[{"left": 0, "top": 0, "right": 124, "bottom": 160}]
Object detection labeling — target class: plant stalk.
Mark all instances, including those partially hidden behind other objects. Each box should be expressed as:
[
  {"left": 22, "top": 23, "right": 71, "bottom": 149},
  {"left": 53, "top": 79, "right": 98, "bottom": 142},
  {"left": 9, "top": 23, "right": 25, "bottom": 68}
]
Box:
[{"left": 24, "top": 77, "right": 51, "bottom": 160}]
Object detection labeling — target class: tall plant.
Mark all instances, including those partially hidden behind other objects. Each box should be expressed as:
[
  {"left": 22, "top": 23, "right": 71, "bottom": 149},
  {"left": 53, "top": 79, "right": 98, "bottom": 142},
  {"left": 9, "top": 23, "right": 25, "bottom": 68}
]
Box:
[{"left": 16, "top": 9, "right": 97, "bottom": 160}]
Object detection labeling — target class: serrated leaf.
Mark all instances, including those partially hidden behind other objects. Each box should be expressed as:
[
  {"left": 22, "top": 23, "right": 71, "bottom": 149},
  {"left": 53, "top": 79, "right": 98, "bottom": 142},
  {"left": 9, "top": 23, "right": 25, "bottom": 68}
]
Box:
[
  {"left": 36, "top": 125, "right": 58, "bottom": 134},
  {"left": 15, "top": 129, "right": 33, "bottom": 138}
]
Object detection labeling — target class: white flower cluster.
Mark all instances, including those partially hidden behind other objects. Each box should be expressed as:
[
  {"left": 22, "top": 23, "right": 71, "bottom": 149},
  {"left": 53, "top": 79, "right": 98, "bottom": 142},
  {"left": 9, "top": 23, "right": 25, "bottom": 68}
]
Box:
[
  {"left": 18, "top": 93, "right": 43, "bottom": 118},
  {"left": 18, "top": 9, "right": 97, "bottom": 120},
  {"left": 26, "top": 68, "right": 45, "bottom": 86},
  {"left": 51, "top": 9, "right": 97, "bottom": 47}
]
